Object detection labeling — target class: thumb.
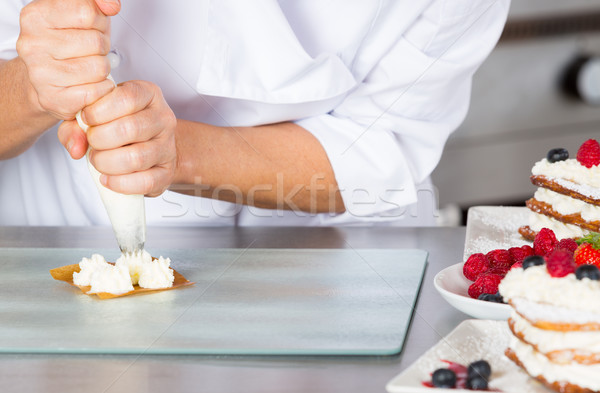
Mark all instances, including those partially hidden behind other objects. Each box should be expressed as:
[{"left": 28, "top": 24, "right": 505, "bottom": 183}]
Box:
[
  {"left": 58, "top": 120, "right": 89, "bottom": 160},
  {"left": 94, "top": 0, "right": 121, "bottom": 16}
]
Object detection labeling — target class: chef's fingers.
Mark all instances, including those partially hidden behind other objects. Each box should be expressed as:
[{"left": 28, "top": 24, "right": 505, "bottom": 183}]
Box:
[
  {"left": 28, "top": 55, "right": 111, "bottom": 88},
  {"left": 86, "top": 105, "right": 171, "bottom": 150},
  {"left": 43, "top": 29, "right": 111, "bottom": 60},
  {"left": 19, "top": 29, "right": 110, "bottom": 61},
  {"left": 82, "top": 80, "right": 156, "bottom": 126},
  {"left": 89, "top": 131, "right": 176, "bottom": 175},
  {"left": 100, "top": 164, "right": 175, "bottom": 197},
  {"left": 94, "top": 0, "right": 121, "bottom": 17},
  {"left": 20, "top": 0, "right": 112, "bottom": 31},
  {"left": 57, "top": 120, "right": 89, "bottom": 159},
  {"left": 34, "top": 79, "right": 116, "bottom": 120}
]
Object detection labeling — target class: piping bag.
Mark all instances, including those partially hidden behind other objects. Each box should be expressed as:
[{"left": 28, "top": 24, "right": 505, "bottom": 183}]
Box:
[{"left": 76, "top": 73, "right": 146, "bottom": 255}]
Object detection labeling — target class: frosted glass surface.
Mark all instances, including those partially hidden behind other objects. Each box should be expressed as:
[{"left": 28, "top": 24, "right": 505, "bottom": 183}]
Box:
[{"left": 0, "top": 248, "right": 427, "bottom": 355}]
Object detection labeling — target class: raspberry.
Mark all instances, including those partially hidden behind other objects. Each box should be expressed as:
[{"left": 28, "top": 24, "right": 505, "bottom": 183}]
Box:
[
  {"left": 556, "top": 238, "right": 578, "bottom": 253},
  {"left": 577, "top": 139, "right": 600, "bottom": 168},
  {"left": 511, "top": 261, "right": 523, "bottom": 270},
  {"left": 463, "top": 253, "right": 490, "bottom": 281},
  {"left": 468, "top": 274, "right": 503, "bottom": 299},
  {"left": 509, "top": 246, "right": 534, "bottom": 264},
  {"left": 546, "top": 249, "right": 575, "bottom": 277},
  {"left": 486, "top": 249, "right": 513, "bottom": 269},
  {"left": 534, "top": 228, "right": 558, "bottom": 256},
  {"left": 521, "top": 244, "right": 534, "bottom": 256},
  {"left": 485, "top": 266, "right": 509, "bottom": 277}
]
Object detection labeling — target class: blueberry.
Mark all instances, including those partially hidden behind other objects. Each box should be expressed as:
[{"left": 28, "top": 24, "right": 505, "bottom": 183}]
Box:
[
  {"left": 575, "top": 264, "right": 600, "bottom": 280},
  {"left": 432, "top": 368, "right": 456, "bottom": 388},
  {"left": 468, "top": 360, "right": 491, "bottom": 380},
  {"left": 522, "top": 255, "right": 545, "bottom": 269},
  {"left": 547, "top": 148, "right": 569, "bottom": 163},
  {"left": 478, "top": 293, "right": 504, "bottom": 303},
  {"left": 466, "top": 376, "right": 488, "bottom": 390}
]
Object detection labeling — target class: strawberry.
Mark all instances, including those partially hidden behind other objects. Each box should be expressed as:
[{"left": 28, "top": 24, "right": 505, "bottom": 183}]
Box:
[
  {"left": 574, "top": 232, "right": 600, "bottom": 267},
  {"left": 577, "top": 139, "right": 600, "bottom": 168}
]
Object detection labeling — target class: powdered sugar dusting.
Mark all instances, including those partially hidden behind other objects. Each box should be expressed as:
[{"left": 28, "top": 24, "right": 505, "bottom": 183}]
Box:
[
  {"left": 463, "top": 207, "right": 531, "bottom": 260},
  {"left": 386, "top": 320, "right": 547, "bottom": 393},
  {"left": 553, "top": 177, "right": 600, "bottom": 200}
]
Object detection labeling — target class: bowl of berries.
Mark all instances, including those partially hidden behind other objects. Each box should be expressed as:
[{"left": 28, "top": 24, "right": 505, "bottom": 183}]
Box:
[
  {"left": 435, "top": 226, "right": 587, "bottom": 320},
  {"left": 434, "top": 261, "right": 511, "bottom": 320}
]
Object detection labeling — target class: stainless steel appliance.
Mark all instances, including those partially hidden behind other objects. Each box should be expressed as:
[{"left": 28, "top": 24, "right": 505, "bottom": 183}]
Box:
[{"left": 432, "top": 0, "right": 600, "bottom": 219}]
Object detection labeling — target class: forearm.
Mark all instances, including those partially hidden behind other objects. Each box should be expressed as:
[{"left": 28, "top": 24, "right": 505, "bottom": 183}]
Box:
[
  {"left": 0, "top": 58, "right": 57, "bottom": 160},
  {"left": 172, "top": 120, "right": 346, "bottom": 214}
]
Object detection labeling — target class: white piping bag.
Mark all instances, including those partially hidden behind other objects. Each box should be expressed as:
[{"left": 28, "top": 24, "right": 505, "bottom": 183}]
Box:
[{"left": 76, "top": 73, "right": 146, "bottom": 255}]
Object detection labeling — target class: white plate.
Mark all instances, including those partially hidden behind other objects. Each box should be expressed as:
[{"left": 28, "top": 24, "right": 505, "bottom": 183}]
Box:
[
  {"left": 434, "top": 263, "right": 510, "bottom": 320},
  {"left": 462, "top": 206, "right": 531, "bottom": 260},
  {"left": 385, "top": 320, "right": 548, "bottom": 393},
  {"left": 434, "top": 206, "right": 531, "bottom": 320}
]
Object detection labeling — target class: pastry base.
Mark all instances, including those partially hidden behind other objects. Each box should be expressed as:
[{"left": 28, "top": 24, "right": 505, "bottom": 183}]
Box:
[
  {"left": 526, "top": 198, "right": 600, "bottom": 232},
  {"left": 508, "top": 318, "right": 600, "bottom": 365},
  {"left": 530, "top": 175, "right": 600, "bottom": 205},
  {"left": 50, "top": 263, "right": 194, "bottom": 299},
  {"left": 510, "top": 302, "right": 600, "bottom": 332},
  {"left": 506, "top": 347, "right": 597, "bottom": 393},
  {"left": 519, "top": 225, "right": 537, "bottom": 241}
]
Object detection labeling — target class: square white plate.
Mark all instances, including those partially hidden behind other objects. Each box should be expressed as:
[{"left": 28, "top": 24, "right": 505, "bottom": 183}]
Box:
[
  {"left": 385, "top": 320, "right": 550, "bottom": 393},
  {"left": 463, "top": 206, "right": 531, "bottom": 260}
]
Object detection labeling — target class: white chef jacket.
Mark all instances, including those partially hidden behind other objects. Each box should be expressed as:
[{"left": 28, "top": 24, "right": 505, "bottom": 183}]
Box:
[{"left": 0, "top": 0, "right": 510, "bottom": 227}]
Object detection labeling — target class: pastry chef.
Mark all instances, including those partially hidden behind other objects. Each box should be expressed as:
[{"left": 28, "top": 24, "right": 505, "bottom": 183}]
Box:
[{"left": 0, "top": 0, "right": 510, "bottom": 227}]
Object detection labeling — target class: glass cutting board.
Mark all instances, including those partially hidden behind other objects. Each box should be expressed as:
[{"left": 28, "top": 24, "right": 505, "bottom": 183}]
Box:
[{"left": 0, "top": 248, "right": 427, "bottom": 355}]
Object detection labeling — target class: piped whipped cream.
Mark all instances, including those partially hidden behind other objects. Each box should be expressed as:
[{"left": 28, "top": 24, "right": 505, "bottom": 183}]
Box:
[
  {"left": 509, "top": 336, "right": 600, "bottom": 390},
  {"left": 73, "top": 250, "right": 174, "bottom": 294},
  {"left": 138, "top": 257, "right": 174, "bottom": 289},
  {"left": 73, "top": 254, "right": 134, "bottom": 295},
  {"left": 534, "top": 188, "right": 600, "bottom": 222},
  {"left": 532, "top": 158, "right": 600, "bottom": 201},
  {"left": 511, "top": 297, "right": 600, "bottom": 326},
  {"left": 528, "top": 212, "right": 589, "bottom": 239},
  {"left": 499, "top": 265, "right": 600, "bottom": 314},
  {"left": 532, "top": 158, "right": 600, "bottom": 188},
  {"left": 511, "top": 311, "right": 600, "bottom": 353},
  {"left": 116, "top": 250, "right": 174, "bottom": 289}
]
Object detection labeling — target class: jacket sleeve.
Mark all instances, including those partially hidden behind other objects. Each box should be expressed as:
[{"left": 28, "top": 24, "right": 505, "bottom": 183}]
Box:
[
  {"left": 0, "top": 0, "right": 24, "bottom": 60},
  {"left": 295, "top": 0, "right": 510, "bottom": 220}
]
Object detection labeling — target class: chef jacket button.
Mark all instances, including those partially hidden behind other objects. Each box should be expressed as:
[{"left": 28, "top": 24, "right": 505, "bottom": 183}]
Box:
[{"left": 107, "top": 48, "right": 123, "bottom": 70}]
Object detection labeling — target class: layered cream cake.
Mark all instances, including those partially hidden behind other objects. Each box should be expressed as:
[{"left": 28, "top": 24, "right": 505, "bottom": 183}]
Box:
[
  {"left": 519, "top": 139, "right": 600, "bottom": 241},
  {"left": 499, "top": 262, "right": 600, "bottom": 392}
]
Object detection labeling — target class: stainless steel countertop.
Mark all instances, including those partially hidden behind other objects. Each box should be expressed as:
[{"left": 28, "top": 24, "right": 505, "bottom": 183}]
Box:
[{"left": 0, "top": 226, "right": 469, "bottom": 393}]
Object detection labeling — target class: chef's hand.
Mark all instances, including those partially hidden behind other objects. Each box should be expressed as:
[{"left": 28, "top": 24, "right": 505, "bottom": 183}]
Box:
[
  {"left": 57, "top": 81, "right": 178, "bottom": 197},
  {"left": 16, "top": 0, "right": 120, "bottom": 120}
]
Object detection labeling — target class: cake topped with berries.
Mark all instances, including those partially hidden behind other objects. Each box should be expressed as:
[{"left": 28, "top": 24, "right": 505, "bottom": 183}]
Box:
[
  {"left": 519, "top": 139, "right": 600, "bottom": 241},
  {"left": 499, "top": 228, "right": 600, "bottom": 393}
]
